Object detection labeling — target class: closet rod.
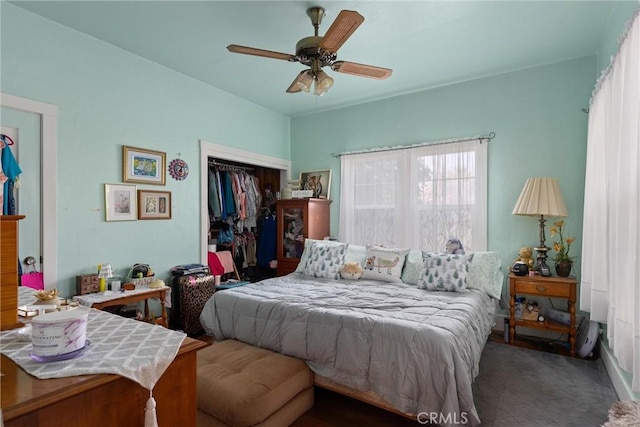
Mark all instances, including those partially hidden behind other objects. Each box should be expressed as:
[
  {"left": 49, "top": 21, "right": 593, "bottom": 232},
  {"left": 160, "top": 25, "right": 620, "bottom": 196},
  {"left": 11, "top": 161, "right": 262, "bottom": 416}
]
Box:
[{"left": 208, "top": 159, "right": 254, "bottom": 172}]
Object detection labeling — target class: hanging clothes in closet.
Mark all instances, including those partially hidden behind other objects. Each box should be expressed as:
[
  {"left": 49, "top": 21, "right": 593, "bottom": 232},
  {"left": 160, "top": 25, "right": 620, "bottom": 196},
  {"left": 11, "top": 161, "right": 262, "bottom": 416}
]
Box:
[
  {"left": 208, "top": 162, "right": 262, "bottom": 229},
  {"left": 208, "top": 160, "right": 267, "bottom": 280},
  {"left": 256, "top": 208, "right": 276, "bottom": 269}
]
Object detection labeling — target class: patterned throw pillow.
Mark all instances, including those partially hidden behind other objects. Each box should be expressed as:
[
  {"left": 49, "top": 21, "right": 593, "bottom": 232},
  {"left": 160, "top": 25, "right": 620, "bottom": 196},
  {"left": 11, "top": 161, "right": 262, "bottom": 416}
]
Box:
[
  {"left": 417, "top": 252, "right": 473, "bottom": 292},
  {"left": 361, "top": 246, "right": 409, "bottom": 283},
  {"left": 302, "top": 241, "right": 348, "bottom": 280}
]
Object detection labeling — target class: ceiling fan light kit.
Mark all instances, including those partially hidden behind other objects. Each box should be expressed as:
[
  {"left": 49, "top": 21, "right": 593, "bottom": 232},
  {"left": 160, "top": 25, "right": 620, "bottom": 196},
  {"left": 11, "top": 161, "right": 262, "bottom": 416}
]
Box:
[{"left": 227, "top": 6, "right": 392, "bottom": 96}]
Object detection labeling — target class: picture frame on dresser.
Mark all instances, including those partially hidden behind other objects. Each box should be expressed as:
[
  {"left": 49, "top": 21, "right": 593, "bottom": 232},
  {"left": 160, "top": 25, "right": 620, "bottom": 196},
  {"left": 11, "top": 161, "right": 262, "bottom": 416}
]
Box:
[
  {"left": 299, "top": 169, "right": 331, "bottom": 199},
  {"left": 138, "top": 189, "right": 172, "bottom": 220},
  {"left": 104, "top": 184, "right": 137, "bottom": 221},
  {"left": 122, "top": 145, "right": 166, "bottom": 185}
]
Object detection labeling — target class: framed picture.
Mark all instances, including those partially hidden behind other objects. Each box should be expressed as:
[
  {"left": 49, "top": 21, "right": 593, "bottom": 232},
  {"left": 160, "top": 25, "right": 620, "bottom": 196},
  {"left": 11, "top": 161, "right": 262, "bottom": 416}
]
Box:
[
  {"left": 138, "top": 189, "right": 172, "bottom": 220},
  {"left": 299, "top": 169, "right": 332, "bottom": 199},
  {"left": 105, "top": 184, "right": 137, "bottom": 221},
  {"left": 123, "top": 146, "right": 166, "bottom": 185}
]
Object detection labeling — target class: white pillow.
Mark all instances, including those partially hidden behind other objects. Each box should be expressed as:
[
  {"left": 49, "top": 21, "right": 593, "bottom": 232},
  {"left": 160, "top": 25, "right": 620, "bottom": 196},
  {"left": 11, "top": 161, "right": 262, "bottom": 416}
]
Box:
[
  {"left": 302, "top": 241, "right": 348, "bottom": 280},
  {"left": 361, "top": 246, "right": 409, "bottom": 283},
  {"left": 345, "top": 243, "right": 366, "bottom": 265},
  {"left": 417, "top": 253, "right": 473, "bottom": 292}
]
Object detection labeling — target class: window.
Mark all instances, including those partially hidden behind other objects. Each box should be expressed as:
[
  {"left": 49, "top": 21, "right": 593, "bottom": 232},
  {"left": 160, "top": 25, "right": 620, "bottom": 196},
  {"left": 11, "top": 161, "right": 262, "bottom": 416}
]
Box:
[{"left": 339, "top": 140, "right": 487, "bottom": 251}]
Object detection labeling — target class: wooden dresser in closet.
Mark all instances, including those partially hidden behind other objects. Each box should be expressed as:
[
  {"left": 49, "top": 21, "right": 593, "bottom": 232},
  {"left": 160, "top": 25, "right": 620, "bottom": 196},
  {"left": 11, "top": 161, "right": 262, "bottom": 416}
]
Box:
[
  {"left": 1, "top": 215, "right": 25, "bottom": 331},
  {"left": 275, "top": 198, "right": 331, "bottom": 276}
]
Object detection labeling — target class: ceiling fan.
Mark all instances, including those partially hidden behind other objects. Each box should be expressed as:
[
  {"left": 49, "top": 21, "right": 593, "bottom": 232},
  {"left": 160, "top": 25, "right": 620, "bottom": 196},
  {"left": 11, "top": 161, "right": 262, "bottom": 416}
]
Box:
[{"left": 227, "top": 6, "right": 392, "bottom": 96}]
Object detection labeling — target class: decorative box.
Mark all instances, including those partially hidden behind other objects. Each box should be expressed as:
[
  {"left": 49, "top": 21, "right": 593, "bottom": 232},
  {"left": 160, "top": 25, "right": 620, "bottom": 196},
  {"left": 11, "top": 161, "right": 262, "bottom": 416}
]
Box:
[{"left": 76, "top": 274, "right": 100, "bottom": 295}]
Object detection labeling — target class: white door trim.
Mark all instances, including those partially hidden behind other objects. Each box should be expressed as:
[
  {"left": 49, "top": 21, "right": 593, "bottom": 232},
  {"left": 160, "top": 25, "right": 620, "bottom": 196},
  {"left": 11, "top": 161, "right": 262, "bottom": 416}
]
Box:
[
  {"left": 199, "top": 140, "right": 290, "bottom": 265},
  {"left": 1, "top": 92, "right": 58, "bottom": 289}
]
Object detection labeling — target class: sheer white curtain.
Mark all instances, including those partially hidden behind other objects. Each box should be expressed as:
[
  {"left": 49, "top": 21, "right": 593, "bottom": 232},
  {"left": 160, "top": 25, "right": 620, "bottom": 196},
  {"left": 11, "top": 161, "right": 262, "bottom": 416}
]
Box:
[
  {"left": 339, "top": 139, "right": 487, "bottom": 251},
  {"left": 581, "top": 10, "right": 639, "bottom": 393}
]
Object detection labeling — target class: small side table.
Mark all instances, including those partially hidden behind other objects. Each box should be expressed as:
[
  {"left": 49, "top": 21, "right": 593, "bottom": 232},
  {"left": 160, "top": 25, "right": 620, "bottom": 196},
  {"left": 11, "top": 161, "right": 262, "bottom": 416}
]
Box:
[
  {"left": 74, "top": 287, "right": 169, "bottom": 328},
  {"left": 509, "top": 273, "right": 577, "bottom": 357}
]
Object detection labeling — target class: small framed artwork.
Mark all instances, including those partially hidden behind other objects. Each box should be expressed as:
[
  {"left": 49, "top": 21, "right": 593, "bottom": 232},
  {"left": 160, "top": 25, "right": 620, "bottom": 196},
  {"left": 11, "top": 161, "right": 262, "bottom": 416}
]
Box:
[
  {"left": 299, "top": 169, "right": 332, "bottom": 199},
  {"left": 123, "top": 146, "right": 166, "bottom": 185},
  {"left": 105, "top": 184, "right": 137, "bottom": 221},
  {"left": 138, "top": 189, "right": 172, "bottom": 220}
]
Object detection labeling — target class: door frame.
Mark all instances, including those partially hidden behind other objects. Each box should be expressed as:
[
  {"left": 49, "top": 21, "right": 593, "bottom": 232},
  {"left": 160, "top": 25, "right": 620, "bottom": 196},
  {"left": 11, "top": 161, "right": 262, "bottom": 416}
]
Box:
[{"left": 1, "top": 93, "right": 58, "bottom": 289}]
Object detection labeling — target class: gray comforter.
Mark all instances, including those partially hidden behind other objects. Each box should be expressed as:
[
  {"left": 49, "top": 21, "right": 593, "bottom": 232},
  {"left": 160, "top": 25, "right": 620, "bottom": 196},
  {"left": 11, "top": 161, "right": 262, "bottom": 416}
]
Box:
[{"left": 200, "top": 273, "right": 495, "bottom": 426}]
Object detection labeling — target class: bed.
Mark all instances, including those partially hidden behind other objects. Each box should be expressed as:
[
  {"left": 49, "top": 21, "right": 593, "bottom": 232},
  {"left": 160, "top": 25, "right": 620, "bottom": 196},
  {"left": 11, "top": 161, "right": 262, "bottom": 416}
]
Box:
[{"left": 200, "top": 242, "right": 503, "bottom": 427}]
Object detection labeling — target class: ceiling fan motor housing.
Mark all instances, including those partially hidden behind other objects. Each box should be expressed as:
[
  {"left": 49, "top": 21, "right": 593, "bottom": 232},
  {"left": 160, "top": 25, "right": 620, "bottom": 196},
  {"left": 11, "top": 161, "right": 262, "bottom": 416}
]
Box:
[{"left": 295, "top": 36, "right": 336, "bottom": 67}]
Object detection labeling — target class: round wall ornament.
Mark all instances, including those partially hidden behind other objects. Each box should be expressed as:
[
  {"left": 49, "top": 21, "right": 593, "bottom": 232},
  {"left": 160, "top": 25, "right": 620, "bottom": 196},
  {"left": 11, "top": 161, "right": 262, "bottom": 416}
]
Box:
[{"left": 169, "top": 158, "right": 189, "bottom": 181}]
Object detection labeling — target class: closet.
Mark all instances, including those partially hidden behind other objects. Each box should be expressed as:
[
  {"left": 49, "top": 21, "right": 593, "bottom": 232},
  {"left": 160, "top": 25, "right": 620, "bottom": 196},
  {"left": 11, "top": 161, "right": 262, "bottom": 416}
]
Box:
[{"left": 207, "top": 157, "right": 282, "bottom": 282}]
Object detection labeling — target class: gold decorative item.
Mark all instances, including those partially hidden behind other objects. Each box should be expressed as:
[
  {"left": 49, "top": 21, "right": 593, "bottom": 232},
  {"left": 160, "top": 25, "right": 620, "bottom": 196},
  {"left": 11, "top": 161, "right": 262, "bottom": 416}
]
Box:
[{"left": 33, "top": 288, "right": 63, "bottom": 309}]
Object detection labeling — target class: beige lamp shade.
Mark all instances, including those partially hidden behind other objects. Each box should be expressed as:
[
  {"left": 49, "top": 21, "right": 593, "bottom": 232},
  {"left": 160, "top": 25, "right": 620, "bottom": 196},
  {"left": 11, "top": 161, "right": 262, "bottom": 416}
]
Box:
[
  {"left": 98, "top": 263, "right": 113, "bottom": 279},
  {"left": 512, "top": 177, "right": 568, "bottom": 217}
]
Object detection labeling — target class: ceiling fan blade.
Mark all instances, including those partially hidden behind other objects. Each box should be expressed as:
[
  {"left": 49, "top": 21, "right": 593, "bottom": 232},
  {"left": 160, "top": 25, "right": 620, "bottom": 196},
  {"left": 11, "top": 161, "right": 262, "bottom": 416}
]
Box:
[
  {"left": 332, "top": 61, "right": 393, "bottom": 80},
  {"left": 319, "top": 10, "right": 364, "bottom": 53},
  {"left": 227, "top": 44, "right": 298, "bottom": 62}
]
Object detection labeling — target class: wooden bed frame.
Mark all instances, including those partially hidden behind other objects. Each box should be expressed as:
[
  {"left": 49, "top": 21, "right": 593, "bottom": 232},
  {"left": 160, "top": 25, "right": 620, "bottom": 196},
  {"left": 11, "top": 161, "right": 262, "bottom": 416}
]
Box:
[{"left": 314, "top": 374, "right": 415, "bottom": 420}]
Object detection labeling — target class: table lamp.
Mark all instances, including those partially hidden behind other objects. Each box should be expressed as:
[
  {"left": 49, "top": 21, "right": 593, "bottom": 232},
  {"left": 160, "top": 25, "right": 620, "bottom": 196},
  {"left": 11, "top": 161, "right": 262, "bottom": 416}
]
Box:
[
  {"left": 512, "top": 177, "right": 567, "bottom": 276},
  {"left": 98, "top": 263, "right": 113, "bottom": 292}
]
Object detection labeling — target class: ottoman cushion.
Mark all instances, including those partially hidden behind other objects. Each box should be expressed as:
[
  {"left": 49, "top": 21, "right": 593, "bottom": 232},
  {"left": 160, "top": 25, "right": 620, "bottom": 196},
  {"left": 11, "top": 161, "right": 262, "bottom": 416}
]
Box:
[{"left": 197, "top": 340, "right": 313, "bottom": 426}]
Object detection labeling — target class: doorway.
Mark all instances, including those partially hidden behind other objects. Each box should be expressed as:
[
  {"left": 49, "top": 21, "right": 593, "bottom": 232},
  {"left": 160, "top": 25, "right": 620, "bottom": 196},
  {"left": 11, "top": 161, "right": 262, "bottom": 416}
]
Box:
[{"left": 1, "top": 93, "right": 58, "bottom": 289}]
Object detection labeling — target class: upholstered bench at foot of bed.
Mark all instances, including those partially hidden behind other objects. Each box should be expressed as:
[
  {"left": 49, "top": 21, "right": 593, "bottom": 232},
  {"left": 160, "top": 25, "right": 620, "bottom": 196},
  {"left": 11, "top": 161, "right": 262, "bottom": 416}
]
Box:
[{"left": 197, "top": 339, "right": 314, "bottom": 427}]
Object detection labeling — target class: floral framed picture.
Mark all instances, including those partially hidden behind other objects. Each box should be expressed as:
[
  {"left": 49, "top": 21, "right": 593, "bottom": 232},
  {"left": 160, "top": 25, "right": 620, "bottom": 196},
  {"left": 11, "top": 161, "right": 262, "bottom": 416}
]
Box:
[
  {"left": 299, "top": 169, "right": 332, "bottom": 199},
  {"left": 123, "top": 146, "right": 166, "bottom": 185},
  {"left": 138, "top": 189, "right": 172, "bottom": 220},
  {"left": 105, "top": 184, "right": 137, "bottom": 221}
]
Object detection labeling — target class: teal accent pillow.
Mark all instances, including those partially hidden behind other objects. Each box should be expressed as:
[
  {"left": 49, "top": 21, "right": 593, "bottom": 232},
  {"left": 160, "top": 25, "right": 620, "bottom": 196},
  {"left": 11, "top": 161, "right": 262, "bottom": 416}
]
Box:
[
  {"left": 466, "top": 251, "right": 504, "bottom": 299},
  {"left": 302, "top": 241, "right": 348, "bottom": 280},
  {"left": 400, "top": 249, "right": 424, "bottom": 285},
  {"left": 417, "top": 253, "right": 473, "bottom": 292}
]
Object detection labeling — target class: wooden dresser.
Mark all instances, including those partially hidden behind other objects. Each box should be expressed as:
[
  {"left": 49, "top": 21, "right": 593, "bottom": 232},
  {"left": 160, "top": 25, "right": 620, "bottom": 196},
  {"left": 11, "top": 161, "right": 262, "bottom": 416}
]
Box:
[
  {"left": 1, "top": 337, "right": 207, "bottom": 426},
  {"left": 275, "top": 198, "right": 331, "bottom": 276},
  {"left": 1, "top": 215, "right": 25, "bottom": 331}
]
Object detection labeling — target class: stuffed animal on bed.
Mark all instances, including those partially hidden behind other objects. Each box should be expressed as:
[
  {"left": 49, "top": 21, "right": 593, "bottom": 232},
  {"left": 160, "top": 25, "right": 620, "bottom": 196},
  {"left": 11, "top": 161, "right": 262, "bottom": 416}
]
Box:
[
  {"left": 341, "top": 262, "right": 364, "bottom": 280},
  {"left": 445, "top": 238, "right": 465, "bottom": 254}
]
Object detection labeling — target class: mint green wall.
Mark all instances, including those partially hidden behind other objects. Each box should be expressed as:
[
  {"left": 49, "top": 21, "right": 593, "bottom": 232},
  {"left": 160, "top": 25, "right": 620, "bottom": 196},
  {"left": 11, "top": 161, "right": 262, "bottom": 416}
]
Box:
[
  {"left": 597, "top": 2, "right": 639, "bottom": 71},
  {"left": 291, "top": 56, "right": 595, "bottom": 298},
  {"left": 1, "top": 4, "right": 291, "bottom": 298}
]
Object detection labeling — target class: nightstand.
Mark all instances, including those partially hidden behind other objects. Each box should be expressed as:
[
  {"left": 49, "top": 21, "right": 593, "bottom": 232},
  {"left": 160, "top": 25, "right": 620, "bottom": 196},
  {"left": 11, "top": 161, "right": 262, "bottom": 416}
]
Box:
[{"left": 509, "top": 273, "right": 577, "bottom": 357}]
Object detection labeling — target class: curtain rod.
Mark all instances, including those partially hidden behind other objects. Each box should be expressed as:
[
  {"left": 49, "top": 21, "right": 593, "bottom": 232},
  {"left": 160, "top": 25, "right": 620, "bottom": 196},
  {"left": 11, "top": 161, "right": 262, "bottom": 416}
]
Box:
[{"left": 330, "top": 132, "right": 495, "bottom": 158}]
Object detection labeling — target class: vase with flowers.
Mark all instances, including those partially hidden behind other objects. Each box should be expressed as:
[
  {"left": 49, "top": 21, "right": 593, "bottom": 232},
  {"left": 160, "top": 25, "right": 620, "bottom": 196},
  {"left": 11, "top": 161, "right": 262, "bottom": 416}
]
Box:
[{"left": 549, "top": 220, "right": 575, "bottom": 277}]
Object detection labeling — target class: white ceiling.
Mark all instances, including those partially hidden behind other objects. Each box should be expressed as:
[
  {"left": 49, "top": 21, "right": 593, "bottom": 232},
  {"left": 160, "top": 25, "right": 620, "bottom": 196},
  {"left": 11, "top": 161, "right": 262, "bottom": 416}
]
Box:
[{"left": 10, "top": 1, "right": 625, "bottom": 117}]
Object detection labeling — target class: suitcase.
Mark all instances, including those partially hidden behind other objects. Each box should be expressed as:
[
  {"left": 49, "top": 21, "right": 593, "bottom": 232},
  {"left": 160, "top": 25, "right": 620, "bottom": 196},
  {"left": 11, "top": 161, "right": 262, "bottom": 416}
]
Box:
[{"left": 170, "top": 272, "right": 215, "bottom": 337}]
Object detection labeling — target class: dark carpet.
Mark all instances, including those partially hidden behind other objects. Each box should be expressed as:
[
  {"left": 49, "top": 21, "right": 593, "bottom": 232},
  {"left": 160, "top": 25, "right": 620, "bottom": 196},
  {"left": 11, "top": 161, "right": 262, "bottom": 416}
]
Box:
[{"left": 473, "top": 341, "right": 619, "bottom": 427}]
